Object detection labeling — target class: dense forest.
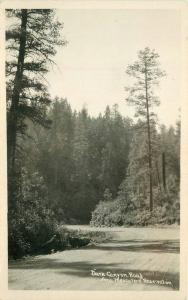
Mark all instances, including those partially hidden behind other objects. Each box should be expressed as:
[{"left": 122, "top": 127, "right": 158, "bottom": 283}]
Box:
[
  {"left": 23, "top": 99, "right": 180, "bottom": 226},
  {"left": 6, "top": 9, "right": 180, "bottom": 258}
]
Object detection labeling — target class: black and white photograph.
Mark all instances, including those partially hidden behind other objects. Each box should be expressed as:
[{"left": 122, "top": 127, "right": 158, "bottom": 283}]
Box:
[{"left": 0, "top": 0, "right": 187, "bottom": 298}]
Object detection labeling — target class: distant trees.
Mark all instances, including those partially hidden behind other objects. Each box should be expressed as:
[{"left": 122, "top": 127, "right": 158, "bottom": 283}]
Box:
[
  {"left": 125, "top": 47, "right": 165, "bottom": 210},
  {"left": 23, "top": 96, "right": 180, "bottom": 227},
  {"left": 23, "top": 99, "right": 133, "bottom": 223}
]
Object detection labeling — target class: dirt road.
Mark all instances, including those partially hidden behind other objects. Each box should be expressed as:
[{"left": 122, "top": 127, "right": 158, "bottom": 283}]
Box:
[{"left": 8, "top": 226, "right": 179, "bottom": 290}]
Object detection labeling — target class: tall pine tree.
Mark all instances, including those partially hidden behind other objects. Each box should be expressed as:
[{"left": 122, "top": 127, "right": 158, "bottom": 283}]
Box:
[
  {"left": 125, "top": 47, "right": 165, "bottom": 210},
  {"left": 6, "top": 9, "right": 66, "bottom": 172}
]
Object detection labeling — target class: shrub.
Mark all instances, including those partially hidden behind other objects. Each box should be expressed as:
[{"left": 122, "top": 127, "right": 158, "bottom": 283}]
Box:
[
  {"left": 42, "top": 226, "right": 109, "bottom": 252},
  {"left": 90, "top": 200, "right": 114, "bottom": 227},
  {"left": 90, "top": 198, "right": 134, "bottom": 227},
  {"left": 8, "top": 169, "right": 57, "bottom": 259},
  {"left": 90, "top": 193, "right": 180, "bottom": 227}
]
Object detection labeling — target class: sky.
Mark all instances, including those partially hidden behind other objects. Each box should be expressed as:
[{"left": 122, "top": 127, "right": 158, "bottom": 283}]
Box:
[{"left": 46, "top": 9, "right": 182, "bottom": 126}]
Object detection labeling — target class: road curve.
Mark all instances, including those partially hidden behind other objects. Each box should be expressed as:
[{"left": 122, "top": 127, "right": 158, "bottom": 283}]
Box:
[{"left": 8, "top": 226, "right": 179, "bottom": 290}]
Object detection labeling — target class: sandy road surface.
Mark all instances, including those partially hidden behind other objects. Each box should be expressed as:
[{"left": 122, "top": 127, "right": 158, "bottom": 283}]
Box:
[{"left": 8, "top": 226, "right": 179, "bottom": 290}]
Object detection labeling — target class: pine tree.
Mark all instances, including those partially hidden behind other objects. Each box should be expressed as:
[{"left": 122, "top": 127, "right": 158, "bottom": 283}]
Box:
[
  {"left": 6, "top": 9, "right": 67, "bottom": 172},
  {"left": 126, "top": 120, "right": 161, "bottom": 209},
  {"left": 125, "top": 47, "right": 165, "bottom": 210}
]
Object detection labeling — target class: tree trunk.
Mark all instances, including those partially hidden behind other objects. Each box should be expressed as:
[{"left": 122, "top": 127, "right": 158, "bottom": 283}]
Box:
[
  {"left": 145, "top": 63, "right": 153, "bottom": 211},
  {"left": 162, "top": 152, "right": 166, "bottom": 191},
  {"left": 155, "top": 160, "right": 162, "bottom": 205},
  {"left": 155, "top": 160, "right": 162, "bottom": 191},
  {"left": 7, "top": 9, "right": 28, "bottom": 172}
]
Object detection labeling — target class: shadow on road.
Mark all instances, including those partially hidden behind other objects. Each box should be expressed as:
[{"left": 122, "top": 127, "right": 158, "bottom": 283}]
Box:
[
  {"left": 86, "top": 239, "right": 180, "bottom": 254},
  {"left": 9, "top": 259, "right": 179, "bottom": 290},
  {"left": 9, "top": 238, "right": 180, "bottom": 290}
]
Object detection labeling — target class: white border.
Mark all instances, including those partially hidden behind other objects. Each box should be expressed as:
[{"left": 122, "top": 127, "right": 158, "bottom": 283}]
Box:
[{"left": 0, "top": 1, "right": 187, "bottom": 300}]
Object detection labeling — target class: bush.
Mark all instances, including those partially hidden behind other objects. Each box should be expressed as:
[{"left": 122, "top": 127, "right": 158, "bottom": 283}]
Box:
[
  {"left": 8, "top": 210, "right": 57, "bottom": 258},
  {"left": 90, "top": 198, "right": 135, "bottom": 227},
  {"left": 90, "top": 194, "right": 180, "bottom": 227},
  {"left": 8, "top": 167, "right": 109, "bottom": 259},
  {"left": 8, "top": 169, "right": 57, "bottom": 259},
  {"left": 39, "top": 226, "right": 109, "bottom": 253}
]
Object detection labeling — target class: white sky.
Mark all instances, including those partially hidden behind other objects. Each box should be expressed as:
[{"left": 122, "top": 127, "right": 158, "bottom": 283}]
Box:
[{"left": 46, "top": 9, "right": 182, "bottom": 126}]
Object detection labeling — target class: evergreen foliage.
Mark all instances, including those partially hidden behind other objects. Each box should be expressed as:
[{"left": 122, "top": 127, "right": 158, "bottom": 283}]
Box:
[
  {"left": 125, "top": 47, "right": 165, "bottom": 211},
  {"left": 23, "top": 99, "right": 133, "bottom": 223},
  {"left": 6, "top": 9, "right": 66, "bottom": 168}
]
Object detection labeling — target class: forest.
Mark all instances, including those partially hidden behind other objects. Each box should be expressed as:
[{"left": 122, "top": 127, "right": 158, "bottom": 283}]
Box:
[{"left": 6, "top": 9, "right": 180, "bottom": 258}]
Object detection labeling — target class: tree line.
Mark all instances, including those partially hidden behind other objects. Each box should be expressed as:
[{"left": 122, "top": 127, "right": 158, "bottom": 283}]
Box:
[{"left": 24, "top": 99, "right": 180, "bottom": 226}]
